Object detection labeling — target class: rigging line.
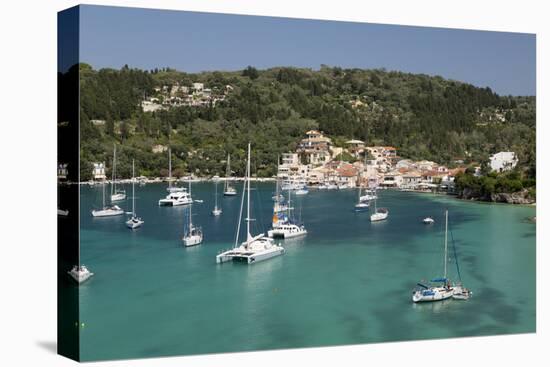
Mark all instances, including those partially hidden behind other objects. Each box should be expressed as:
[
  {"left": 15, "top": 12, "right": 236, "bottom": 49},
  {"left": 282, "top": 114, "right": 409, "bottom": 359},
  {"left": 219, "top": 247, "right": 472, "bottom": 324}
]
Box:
[
  {"left": 234, "top": 165, "right": 247, "bottom": 248},
  {"left": 448, "top": 219, "right": 463, "bottom": 283}
]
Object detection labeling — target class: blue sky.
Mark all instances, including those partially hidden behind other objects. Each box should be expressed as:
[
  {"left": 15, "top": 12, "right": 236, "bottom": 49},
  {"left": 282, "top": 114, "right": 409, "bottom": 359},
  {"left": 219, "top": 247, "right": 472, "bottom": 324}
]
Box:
[{"left": 79, "top": 5, "right": 536, "bottom": 96}]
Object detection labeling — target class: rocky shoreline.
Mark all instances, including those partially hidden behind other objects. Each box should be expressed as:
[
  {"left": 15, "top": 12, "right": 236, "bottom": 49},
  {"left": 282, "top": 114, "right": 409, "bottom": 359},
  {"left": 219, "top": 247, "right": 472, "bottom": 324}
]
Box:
[{"left": 458, "top": 188, "right": 536, "bottom": 205}]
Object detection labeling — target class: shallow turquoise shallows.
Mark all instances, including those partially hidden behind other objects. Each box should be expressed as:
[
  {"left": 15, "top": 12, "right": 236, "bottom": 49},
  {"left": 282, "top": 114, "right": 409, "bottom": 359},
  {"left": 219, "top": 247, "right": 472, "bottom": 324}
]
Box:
[{"left": 77, "top": 183, "right": 536, "bottom": 361}]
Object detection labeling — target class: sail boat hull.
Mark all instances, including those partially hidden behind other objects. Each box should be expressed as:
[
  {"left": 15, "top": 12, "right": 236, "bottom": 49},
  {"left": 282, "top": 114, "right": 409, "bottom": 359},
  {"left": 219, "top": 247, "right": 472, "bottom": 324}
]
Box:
[
  {"left": 91, "top": 206, "right": 124, "bottom": 217},
  {"left": 216, "top": 245, "right": 285, "bottom": 264},
  {"left": 111, "top": 192, "right": 126, "bottom": 202},
  {"left": 412, "top": 287, "right": 454, "bottom": 303}
]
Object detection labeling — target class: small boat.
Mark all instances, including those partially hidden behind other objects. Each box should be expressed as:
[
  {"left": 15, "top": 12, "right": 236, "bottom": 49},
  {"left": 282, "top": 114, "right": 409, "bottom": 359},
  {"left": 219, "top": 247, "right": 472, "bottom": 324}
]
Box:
[
  {"left": 110, "top": 144, "right": 126, "bottom": 202},
  {"left": 91, "top": 176, "right": 125, "bottom": 217},
  {"left": 452, "top": 284, "right": 472, "bottom": 300},
  {"left": 295, "top": 188, "right": 309, "bottom": 195},
  {"left": 217, "top": 144, "right": 285, "bottom": 263},
  {"left": 182, "top": 181, "right": 203, "bottom": 247},
  {"left": 423, "top": 217, "right": 435, "bottom": 224},
  {"left": 212, "top": 181, "right": 222, "bottom": 216},
  {"left": 68, "top": 265, "right": 94, "bottom": 284},
  {"left": 159, "top": 148, "right": 190, "bottom": 205},
  {"left": 354, "top": 201, "right": 370, "bottom": 212},
  {"left": 194, "top": 199, "right": 204, "bottom": 203},
  {"left": 126, "top": 160, "right": 144, "bottom": 229},
  {"left": 223, "top": 154, "right": 238, "bottom": 196}
]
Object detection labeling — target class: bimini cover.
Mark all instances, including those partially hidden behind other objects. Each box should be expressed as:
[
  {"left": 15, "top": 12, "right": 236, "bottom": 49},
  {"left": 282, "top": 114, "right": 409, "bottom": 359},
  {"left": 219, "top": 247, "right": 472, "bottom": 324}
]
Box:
[
  {"left": 416, "top": 283, "right": 429, "bottom": 289},
  {"left": 431, "top": 278, "right": 448, "bottom": 283}
]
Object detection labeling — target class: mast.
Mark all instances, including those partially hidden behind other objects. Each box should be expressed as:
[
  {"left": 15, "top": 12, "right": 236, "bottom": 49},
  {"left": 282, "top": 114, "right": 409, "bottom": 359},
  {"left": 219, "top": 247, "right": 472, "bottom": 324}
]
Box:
[
  {"left": 246, "top": 144, "right": 252, "bottom": 243},
  {"left": 102, "top": 175, "right": 106, "bottom": 208},
  {"left": 225, "top": 154, "right": 231, "bottom": 191},
  {"left": 444, "top": 210, "right": 448, "bottom": 279},
  {"left": 214, "top": 181, "right": 218, "bottom": 210},
  {"left": 168, "top": 147, "right": 172, "bottom": 189},
  {"left": 131, "top": 159, "right": 135, "bottom": 216},
  {"left": 111, "top": 144, "right": 116, "bottom": 196},
  {"left": 188, "top": 180, "right": 193, "bottom": 231}
]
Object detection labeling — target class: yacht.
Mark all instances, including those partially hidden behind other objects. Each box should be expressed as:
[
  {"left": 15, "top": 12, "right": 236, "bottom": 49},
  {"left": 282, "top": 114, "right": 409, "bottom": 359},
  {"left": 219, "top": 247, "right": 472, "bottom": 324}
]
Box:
[
  {"left": 159, "top": 190, "right": 193, "bottom": 206},
  {"left": 223, "top": 154, "right": 237, "bottom": 196},
  {"left": 216, "top": 144, "right": 285, "bottom": 264},
  {"left": 182, "top": 181, "right": 203, "bottom": 246},
  {"left": 268, "top": 187, "right": 307, "bottom": 239},
  {"left": 423, "top": 217, "right": 435, "bottom": 224},
  {"left": 412, "top": 211, "right": 455, "bottom": 303},
  {"left": 68, "top": 265, "right": 94, "bottom": 284},
  {"left": 126, "top": 160, "right": 144, "bottom": 229},
  {"left": 355, "top": 166, "right": 370, "bottom": 212},
  {"left": 369, "top": 193, "right": 388, "bottom": 222},
  {"left": 110, "top": 144, "right": 126, "bottom": 202},
  {"left": 91, "top": 175, "right": 125, "bottom": 217},
  {"left": 159, "top": 148, "right": 192, "bottom": 206},
  {"left": 295, "top": 188, "right": 309, "bottom": 195},
  {"left": 360, "top": 188, "right": 378, "bottom": 202}
]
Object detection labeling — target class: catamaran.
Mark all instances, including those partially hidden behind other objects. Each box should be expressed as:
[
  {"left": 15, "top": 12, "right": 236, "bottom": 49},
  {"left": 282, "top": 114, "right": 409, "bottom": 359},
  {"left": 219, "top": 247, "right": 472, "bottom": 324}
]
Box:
[
  {"left": 212, "top": 180, "right": 222, "bottom": 216},
  {"left": 412, "top": 210, "right": 455, "bottom": 303},
  {"left": 91, "top": 172, "right": 125, "bottom": 217},
  {"left": 110, "top": 144, "right": 126, "bottom": 202},
  {"left": 126, "top": 160, "right": 144, "bottom": 229},
  {"left": 369, "top": 192, "right": 388, "bottom": 221},
  {"left": 268, "top": 186, "right": 307, "bottom": 239},
  {"left": 158, "top": 148, "right": 193, "bottom": 206},
  {"left": 223, "top": 154, "right": 237, "bottom": 196},
  {"left": 182, "top": 181, "right": 203, "bottom": 247},
  {"left": 216, "top": 144, "right": 285, "bottom": 264}
]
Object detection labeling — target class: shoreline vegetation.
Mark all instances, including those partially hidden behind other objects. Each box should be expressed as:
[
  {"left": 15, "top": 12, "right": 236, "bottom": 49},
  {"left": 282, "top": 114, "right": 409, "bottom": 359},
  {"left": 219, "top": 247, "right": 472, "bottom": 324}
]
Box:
[{"left": 58, "top": 63, "right": 535, "bottom": 206}]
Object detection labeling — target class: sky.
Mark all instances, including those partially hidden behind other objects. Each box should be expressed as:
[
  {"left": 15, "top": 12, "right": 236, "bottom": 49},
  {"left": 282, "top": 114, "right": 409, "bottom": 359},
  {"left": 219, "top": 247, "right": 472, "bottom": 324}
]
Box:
[{"left": 78, "top": 5, "right": 536, "bottom": 96}]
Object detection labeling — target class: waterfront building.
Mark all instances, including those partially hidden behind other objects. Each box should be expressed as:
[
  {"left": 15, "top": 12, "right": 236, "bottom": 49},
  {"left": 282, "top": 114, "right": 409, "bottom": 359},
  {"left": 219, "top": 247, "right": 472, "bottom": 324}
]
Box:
[
  {"left": 489, "top": 151, "right": 518, "bottom": 172},
  {"left": 92, "top": 162, "right": 106, "bottom": 180}
]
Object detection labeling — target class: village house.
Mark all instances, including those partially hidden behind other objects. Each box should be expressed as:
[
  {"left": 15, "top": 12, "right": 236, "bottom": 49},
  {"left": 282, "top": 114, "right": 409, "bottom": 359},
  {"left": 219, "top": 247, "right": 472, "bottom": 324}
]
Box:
[
  {"left": 297, "top": 130, "right": 332, "bottom": 167},
  {"left": 336, "top": 164, "right": 359, "bottom": 188},
  {"left": 401, "top": 171, "right": 422, "bottom": 188},
  {"left": 380, "top": 170, "right": 403, "bottom": 188},
  {"left": 92, "top": 163, "right": 106, "bottom": 180},
  {"left": 489, "top": 151, "right": 518, "bottom": 172},
  {"left": 278, "top": 152, "right": 308, "bottom": 182},
  {"left": 345, "top": 139, "right": 365, "bottom": 158}
]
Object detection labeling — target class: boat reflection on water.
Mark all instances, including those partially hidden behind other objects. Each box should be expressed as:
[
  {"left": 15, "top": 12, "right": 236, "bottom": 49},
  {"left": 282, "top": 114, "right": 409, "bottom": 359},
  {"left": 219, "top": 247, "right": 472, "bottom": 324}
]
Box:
[{"left": 411, "top": 298, "right": 454, "bottom": 314}]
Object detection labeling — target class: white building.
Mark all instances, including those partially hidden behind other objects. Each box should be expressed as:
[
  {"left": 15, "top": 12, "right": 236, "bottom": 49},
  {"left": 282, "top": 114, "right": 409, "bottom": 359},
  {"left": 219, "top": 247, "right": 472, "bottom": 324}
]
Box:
[
  {"left": 489, "top": 152, "right": 518, "bottom": 172},
  {"left": 92, "top": 163, "right": 106, "bottom": 180},
  {"left": 192, "top": 82, "right": 204, "bottom": 92}
]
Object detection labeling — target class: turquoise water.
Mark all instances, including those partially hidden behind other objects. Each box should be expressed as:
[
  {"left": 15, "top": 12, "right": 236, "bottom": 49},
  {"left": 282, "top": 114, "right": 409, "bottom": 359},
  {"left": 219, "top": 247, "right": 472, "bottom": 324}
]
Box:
[{"left": 77, "top": 183, "right": 536, "bottom": 361}]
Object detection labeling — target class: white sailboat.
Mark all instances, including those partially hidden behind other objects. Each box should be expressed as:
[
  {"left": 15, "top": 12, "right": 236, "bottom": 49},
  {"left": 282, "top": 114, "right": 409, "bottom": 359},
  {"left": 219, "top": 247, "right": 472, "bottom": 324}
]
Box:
[
  {"left": 110, "top": 144, "right": 126, "bottom": 202},
  {"left": 369, "top": 191, "right": 388, "bottom": 222},
  {"left": 423, "top": 217, "right": 435, "bottom": 224},
  {"left": 412, "top": 210, "right": 455, "bottom": 303},
  {"left": 159, "top": 148, "right": 192, "bottom": 206},
  {"left": 212, "top": 181, "right": 222, "bottom": 216},
  {"left": 91, "top": 170, "right": 124, "bottom": 217},
  {"left": 126, "top": 160, "right": 144, "bottom": 229},
  {"left": 182, "top": 181, "right": 203, "bottom": 246},
  {"left": 268, "top": 186, "right": 307, "bottom": 239},
  {"left": 216, "top": 144, "right": 285, "bottom": 264},
  {"left": 223, "top": 154, "right": 237, "bottom": 196}
]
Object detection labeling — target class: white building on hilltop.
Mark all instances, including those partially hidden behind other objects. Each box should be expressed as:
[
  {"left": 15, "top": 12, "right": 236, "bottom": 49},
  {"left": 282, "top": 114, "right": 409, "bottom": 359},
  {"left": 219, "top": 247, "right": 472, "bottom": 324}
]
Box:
[{"left": 489, "top": 152, "right": 518, "bottom": 172}]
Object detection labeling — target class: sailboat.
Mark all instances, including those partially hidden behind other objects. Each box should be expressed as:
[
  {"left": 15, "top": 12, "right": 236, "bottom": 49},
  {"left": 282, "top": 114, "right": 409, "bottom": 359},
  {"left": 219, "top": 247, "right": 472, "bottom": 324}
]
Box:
[
  {"left": 268, "top": 186, "right": 307, "bottom": 239},
  {"left": 223, "top": 154, "right": 237, "bottom": 196},
  {"left": 159, "top": 147, "right": 192, "bottom": 206},
  {"left": 369, "top": 191, "right": 388, "bottom": 221},
  {"left": 126, "top": 160, "right": 144, "bottom": 229},
  {"left": 412, "top": 210, "right": 455, "bottom": 303},
  {"left": 91, "top": 168, "right": 124, "bottom": 217},
  {"left": 216, "top": 144, "right": 285, "bottom": 264},
  {"left": 212, "top": 181, "right": 222, "bottom": 216},
  {"left": 110, "top": 144, "right": 126, "bottom": 202},
  {"left": 182, "top": 181, "right": 203, "bottom": 246}
]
